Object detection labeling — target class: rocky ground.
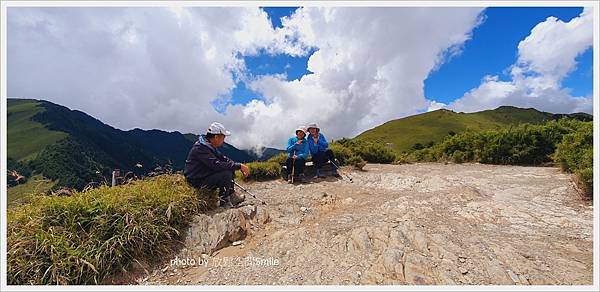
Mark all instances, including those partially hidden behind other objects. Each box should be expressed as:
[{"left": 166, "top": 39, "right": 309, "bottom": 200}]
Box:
[{"left": 138, "top": 163, "right": 593, "bottom": 285}]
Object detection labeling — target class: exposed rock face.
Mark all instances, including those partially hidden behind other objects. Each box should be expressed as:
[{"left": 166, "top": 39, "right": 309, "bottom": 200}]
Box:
[
  {"left": 183, "top": 205, "right": 270, "bottom": 255},
  {"left": 141, "top": 163, "right": 593, "bottom": 285}
]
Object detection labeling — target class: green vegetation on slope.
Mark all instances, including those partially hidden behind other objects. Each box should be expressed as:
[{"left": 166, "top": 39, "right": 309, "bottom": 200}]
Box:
[
  {"left": 399, "top": 119, "right": 593, "bottom": 197},
  {"left": 7, "top": 99, "right": 254, "bottom": 191},
  {"left": 7, "top": 99, "right": 67, "bottom": 161},
  {"left": 7, "top": 175, "right": 55, "bottom": 207},
  {"left": 236, "top": 161, "right": 282, "bottom": 181},
  {"left": 554, "top": 122, "right": 593, "bottom": 196},
  {"left": 356, "top": 106, "right": 591, "bottom": 153},
  {"left": 7, "top": 174, "right": 214, "bottom": 285}
]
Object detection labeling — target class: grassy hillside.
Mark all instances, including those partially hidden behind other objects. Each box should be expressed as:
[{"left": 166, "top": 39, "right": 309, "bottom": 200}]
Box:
[
  {"left": 355, "top": 106, "right": 591, "bottom": 153},
  {"left": 7, "top": 175, "right": 55, "bottom": 207},
  {"left": 7, "top": 99, "right": 67, "bottom": 161},
  {"left": 7, "top": 99, "right": 253, "bottom": 190}
]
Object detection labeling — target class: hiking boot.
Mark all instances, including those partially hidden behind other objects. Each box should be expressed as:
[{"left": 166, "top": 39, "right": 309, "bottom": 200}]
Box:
[
  {"left": 230, "top": 190, "right": 245, "bottom": 206},
  {"left": 219, "top": 197, "right": 234, "bottom": 209}
]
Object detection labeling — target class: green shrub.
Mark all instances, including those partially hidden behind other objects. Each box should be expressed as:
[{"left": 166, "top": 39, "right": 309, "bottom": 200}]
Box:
[
  {"left": 238, "top": 161, "right": 281, "bottom": 181},
  {"left": 334, "top": 138, "right": 397, "bottom": 164},
  {"left": 575, "top": 167, "right": 593, "bottom": 196},
  {"left": 430, "top": 119, "right": 587, "bottom": 165},
  {"left": 7, "top": 174, "right": 211, "bottom": 285},
  {"left": 394, "top": 152, "right": 412, "bottom": 164},
  {"left": 554, "top": 122, "right": 593, "bottom": 196},
  {"left": 409, "top": 148, "right": 437, "bottom": 162},
  {"left": 31, "top": 138, "right": 113, "bottom": 190},
  {"left": 452, "top": 150, "right": 466, "bottom": 164},
  {"left": 329, "top": 142, "right": 353, "bottom": 165},
  {"left": 478, "top": 125, "right": 556, "bottom": 164},
  {"left": 267, "top": 152, "right": 288, "bottom": 166},
  {"left": 351, "top": 141, "right": 396, "bottom": 163},
  {"left": 347, "top": 155, "right": 367, "bottom": 170}
]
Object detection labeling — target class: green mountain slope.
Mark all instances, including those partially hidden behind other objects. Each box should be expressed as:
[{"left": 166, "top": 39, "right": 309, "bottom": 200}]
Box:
[
  {"left": 355, "top": 106, "right": 592, "bottom": 153},
  {"left": 7, "top": 98, "right": 254, "bottom": 190},
  {"left": 7, "top": 99, "right": 67, "bottom": 161}
]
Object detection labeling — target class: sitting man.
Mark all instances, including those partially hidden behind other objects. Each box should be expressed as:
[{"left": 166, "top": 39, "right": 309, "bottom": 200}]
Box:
[
  {"left": 184, "top": 122, "right": 249, "bottom": 208},
  {"left": 286, "top": 126, "right": 309, "bottom": 183},
  {"left": 306, "top": 123, "right": 338, "bottom": 178}
]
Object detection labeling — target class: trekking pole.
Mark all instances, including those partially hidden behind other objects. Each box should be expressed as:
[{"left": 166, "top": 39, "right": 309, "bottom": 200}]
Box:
[
  {"left": 291, "top": 151, "right": 296, "bottom": 184},
  {"left": 329, "top": 160, "right": 353, "bottom": 183},
  {"left": 233, "top": 181, "right": 266, "bottom": 205}
]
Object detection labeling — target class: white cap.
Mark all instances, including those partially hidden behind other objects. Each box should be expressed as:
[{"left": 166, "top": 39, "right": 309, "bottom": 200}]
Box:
[
  {"left": 295, "top": 126, "right": 306, "bottom": 134},
  {"left": 207, "top": 122, "right": 231, "bottom": 136},
  {"left": 307, "top": 123, "right": 319, "bottom": 131}
]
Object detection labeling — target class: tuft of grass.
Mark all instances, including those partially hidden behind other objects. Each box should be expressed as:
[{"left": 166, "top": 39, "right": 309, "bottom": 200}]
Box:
[
  {"left": 236, "top": 162, "right": 281, "bottom": 181},
  {"left": 7, "top": 175, "right": 55, "bottom": 207},
  {"left": 7, "top": 174, "right": 213, "bottom": 285},
  {"left": 346, "top": 155, "right": 367, "bottom": 170}
]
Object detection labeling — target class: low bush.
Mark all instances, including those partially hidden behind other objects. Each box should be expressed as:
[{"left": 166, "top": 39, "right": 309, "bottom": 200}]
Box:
[
  {"left": 337, "top": 139, "right": 396, "bottom": 164},
  {"left": 347, "top": 155, "right": 367, "bottom": 170},
  {"left": 329, "top": 142, "right": 353, "bottom": 165},
  {"left": 7, "top": 174, "right": 211, "bottom": 285},
  {"left": 238, "top": 161, "right": 281, "bottom": 181},
  {"left": 415, "top": 119, "right": 587, "bottom": 166},
  {"left": 267, "top": 152, "right": 288, "bottom": 166},
  {"left": 452, "top": 150, "right": 466, "bottom": 164},
  {"left": 356, "top": 143, "right": 396, "bottom": 164},
  {"left": 409, "top": 148, "right": 438, "bottom": 162},
  {"left": 554, "top": 122, "right": 593, "bottom": 196}
]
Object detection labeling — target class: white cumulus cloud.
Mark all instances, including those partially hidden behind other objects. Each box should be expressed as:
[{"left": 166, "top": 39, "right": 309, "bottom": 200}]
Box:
[
  {"left": 449, "top": 7, "right": 593, "bottom": 114},
  {"left": 8, "top": 7, "right": 485, "bottom": 150},
  {"left": 224, "top": 7, "right": 484, "bottom": 148}
]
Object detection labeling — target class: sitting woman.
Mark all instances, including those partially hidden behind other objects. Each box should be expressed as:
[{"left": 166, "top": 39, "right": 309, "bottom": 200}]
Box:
[
  {"left": 306, "top": 122, "right": 338, "bottom": 178},
  {"left": 286, "top": 126, "right": 309, "bottom": 183}
]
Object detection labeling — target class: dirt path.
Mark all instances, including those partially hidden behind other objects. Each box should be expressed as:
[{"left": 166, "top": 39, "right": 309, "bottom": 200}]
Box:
[{"left": 140, "top": 163, "right": 593, "bottom": 285}]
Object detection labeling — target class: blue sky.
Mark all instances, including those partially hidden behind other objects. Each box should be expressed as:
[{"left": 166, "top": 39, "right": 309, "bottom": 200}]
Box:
[
  {"left": 231, "top": 7, "right": 593, "bottom": 108},
  {"left": 425, "top": 7, "right": 592, "bottom": 104},
  {"left": 226, "top": 7, "right": 313, "bottom": 107}
]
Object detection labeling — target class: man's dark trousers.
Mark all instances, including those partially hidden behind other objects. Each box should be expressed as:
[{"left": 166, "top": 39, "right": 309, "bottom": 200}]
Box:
[
  {"left": 312, "top": 149, "right": 336, "bottom": 169},
  {"left": 187, "top": 170, "right": 234, "bottom": 201}
]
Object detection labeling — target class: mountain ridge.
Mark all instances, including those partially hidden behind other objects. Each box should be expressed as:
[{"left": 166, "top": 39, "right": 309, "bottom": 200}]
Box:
[
  {"left": 7, "top": 98, "right": 258, "bottom": 190},
  {"left": 355, "top": 105, "right": 592, "bottom": 153},
  {"left": 7, "top": 98, "right": 591, "bottom": 190}
]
